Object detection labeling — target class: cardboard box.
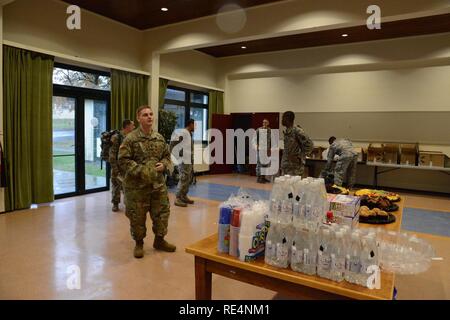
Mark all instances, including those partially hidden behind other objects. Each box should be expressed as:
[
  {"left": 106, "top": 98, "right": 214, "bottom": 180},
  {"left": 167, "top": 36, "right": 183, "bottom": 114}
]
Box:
[
  {"left": 367, "top": 144, "right": 383, "bottom": 162},
  {"left": 419, "top": 151, "right": 446, "bottom": 168},
  {"left": 310, "top": 146, "right": 326, "bottom": 160},
  {"left": 353, "top": 147, "right": 365, "bottom": 162},
  {"left": 400, "top": 143, "right": 418, "bottom": 166},
  {"left": 329, "top": 195, "right": 361, "bottom": 218},
  {"left": 383, "top": 144, "right": 399, "bottom": 164}
]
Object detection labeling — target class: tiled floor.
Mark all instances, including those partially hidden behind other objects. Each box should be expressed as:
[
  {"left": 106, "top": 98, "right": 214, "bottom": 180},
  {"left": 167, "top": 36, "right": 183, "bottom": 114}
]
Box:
[{"left": 0, "top": 174, "right": 448, "bottom": 300}]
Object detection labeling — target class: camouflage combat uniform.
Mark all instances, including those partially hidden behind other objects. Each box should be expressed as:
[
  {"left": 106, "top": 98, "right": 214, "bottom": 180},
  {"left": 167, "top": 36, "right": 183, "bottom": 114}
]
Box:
[
  {"left": 109, "top": 131, "right": 125, "bottom": 206},
  {"left": 170, "top": 129, "right": 194, "bottom": 201},
  {"left": 281, "top": 125, "right": 314, "bottom": 177},
  {"left": 255, "top": 127, "right": 271, "bottom": 177},
  {"left": 324, "top": 139, "right": 358, "bottom": 188},
  {"left": 118, "top": 128, "right": 173, "bottom": 241}
]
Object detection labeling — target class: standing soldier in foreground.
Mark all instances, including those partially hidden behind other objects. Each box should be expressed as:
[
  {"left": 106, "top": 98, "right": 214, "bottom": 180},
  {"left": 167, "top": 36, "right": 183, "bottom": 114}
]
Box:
[
  {"left": 109, "top": 119, "right": 135, "bottom": 212},
  {"left": 118, "top": 106, "right": 176, "bottom": 259},
  {"left": 281, "top": 111, "right": 314, "bottom": 177},
  {"left": 171, "top": 119, "right": 196, "bottom": 207}
]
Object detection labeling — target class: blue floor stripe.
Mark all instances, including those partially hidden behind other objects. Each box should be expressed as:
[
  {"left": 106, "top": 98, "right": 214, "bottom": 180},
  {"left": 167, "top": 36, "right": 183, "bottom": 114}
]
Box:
[
  {"left": 169, "top": 182, "right": 271, "bottom": 202},
  {"left": 169, "top": 182, "right": 450, "bottom": 238},
  {"left": 401, "top": 208, "right": 450, "bottom": 237}
]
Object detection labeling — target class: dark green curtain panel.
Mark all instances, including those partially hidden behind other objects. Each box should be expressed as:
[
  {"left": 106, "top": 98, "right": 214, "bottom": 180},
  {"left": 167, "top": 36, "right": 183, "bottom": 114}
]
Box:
[
  {"left": 111, "top": 69, "right": 149, "bottom": 130},
  {"left": 3, "top": 45, "right": 54, "bottom": 211},
  {"left": 208, "top": 91, "right": 224, "bottom": 128},
  {"left": 159, "top": 78, "right": 169, "bottom": 109}
]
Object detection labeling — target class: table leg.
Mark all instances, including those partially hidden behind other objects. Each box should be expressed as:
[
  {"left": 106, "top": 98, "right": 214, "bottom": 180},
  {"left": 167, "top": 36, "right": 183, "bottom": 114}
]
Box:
[
  {"left": 195, "top": 256, "right": 212, "bottom": 300},
  {"left": 374, "top": 166, "right": 378, "bottom": 188}
]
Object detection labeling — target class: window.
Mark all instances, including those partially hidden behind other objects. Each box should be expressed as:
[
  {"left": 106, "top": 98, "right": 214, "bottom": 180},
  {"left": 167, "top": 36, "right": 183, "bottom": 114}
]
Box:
[
  {"left": 163, "top": 86, "right": 209, "bottom": 143},
  {"left": 53, "top": 65, "right": 111, "bottom": 91}
]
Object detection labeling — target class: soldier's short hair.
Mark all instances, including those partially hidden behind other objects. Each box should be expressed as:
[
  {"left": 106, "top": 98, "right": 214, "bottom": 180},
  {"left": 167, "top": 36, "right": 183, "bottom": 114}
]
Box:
[
  {"left": 187, "top": 119, "right": 195, "bottom": 126},
  {"left": 283, "top": 111, "right": 295, "bottom": 122},
  {"left": 123, "top": 119, "right": 133, "bottom": 129},
  {"left": 136, "top": 105, "right": 152, "bottom": 118},
  {"left": 329, "top": 136, "right": 337, "bottom": 144}
]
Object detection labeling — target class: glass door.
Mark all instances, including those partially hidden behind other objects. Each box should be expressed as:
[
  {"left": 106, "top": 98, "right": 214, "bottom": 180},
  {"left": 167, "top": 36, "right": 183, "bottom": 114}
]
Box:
[
  {"left": 53, "top": 89, "right": 110, "bottom": 198},
  {"left": 53, "top": 96, "right": 77, "bottom": 196},
  {"left": 84, "top": 98, "right": 108, "bottom": 191}
]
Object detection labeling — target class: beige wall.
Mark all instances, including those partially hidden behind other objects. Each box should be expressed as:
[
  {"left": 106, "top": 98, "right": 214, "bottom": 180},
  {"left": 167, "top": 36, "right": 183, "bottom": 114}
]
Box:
[
  {"left": 3, "top": 0, "right": 144, "bottom": 71},
  {"left": 221, "top": 34, "right": 450, "bottom": 114},
  {"left": 160, "top": 50, "right": 220, "bottom": 90},
  {"left": 227, "top": 65, "right": 450, "bottom": 113}
]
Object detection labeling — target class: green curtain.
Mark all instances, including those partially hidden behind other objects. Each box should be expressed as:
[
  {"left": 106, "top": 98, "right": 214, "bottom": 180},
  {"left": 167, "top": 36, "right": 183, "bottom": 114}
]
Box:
[
  {"left": 208, "top": 90, "right": 224, "bottom": 128},
  {"left": 159, "top": 78, "right": 169, "bottom": 109},
  {"left": 3, "top": 45, "right": 54, "bottom": 211},
  {"left": 111, "top": 69, "right": 149, "bottom": 130}
]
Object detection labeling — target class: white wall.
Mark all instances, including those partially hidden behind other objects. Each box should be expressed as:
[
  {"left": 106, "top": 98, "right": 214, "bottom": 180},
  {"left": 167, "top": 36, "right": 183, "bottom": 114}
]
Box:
[
  {"left": 227, "top": 65, "right": 450, "bottom": 113},
  {"left": 220, "top": 34, "right": 450, "bottom": 113},
  {"left": 3, "top": 0, "right": 144, "bottom": 71},
  {"left": 160, "top": 50, "right": 220, "bottom": 90}
]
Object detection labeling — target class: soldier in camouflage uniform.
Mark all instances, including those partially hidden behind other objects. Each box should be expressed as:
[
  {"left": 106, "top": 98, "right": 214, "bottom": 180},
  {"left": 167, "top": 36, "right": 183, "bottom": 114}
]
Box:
[
  {"left": 109, "top": 119, "right": 135, "bottom": 212},
  {"left": 118, "top": 106, "right": 176, "bottom": 258},
  {"left": 253, "top": 119, "right": 272, "bottom": 183},
  {"left": 323, "top": 136, "right": 358, "bottom": 188},
  {"left": 281, "top": 111, "right": 314, "bottom": 177},
  {"left": 170, "top": 119, "right": 195, "bottom": 207}
]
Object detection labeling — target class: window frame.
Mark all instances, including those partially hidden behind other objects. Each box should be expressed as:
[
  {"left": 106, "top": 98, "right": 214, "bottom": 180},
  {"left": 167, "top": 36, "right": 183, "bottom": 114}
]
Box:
[
  {"left": 53, "top": 62, "right": 111, "bottom": 91},
  {"left": 163, "top": 85, "right": 209, "bottom": 144}
]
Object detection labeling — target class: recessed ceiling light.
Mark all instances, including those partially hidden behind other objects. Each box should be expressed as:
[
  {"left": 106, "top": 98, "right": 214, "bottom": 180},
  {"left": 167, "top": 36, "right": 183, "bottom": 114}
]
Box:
[
  {"left": 241, "top": 46, "right": 247, "bottom": 49},
  {"left": 161, "top": 7, "right": 168, "bottom": 12},
  {"left": 342, "top": 33, "right": 349, "bottom": 37}
]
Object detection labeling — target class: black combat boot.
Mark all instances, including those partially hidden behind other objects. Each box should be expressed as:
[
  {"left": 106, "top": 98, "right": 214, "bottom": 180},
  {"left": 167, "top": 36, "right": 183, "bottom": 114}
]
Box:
[
  {"left": 134, "top": 240, "right": 144, "bottom": 259},
  {"left": 182, "top": 195, "right": 194, "bottom": 204},
  {"left": 112, "top": 203, "right": 119, "bottom": 212}
]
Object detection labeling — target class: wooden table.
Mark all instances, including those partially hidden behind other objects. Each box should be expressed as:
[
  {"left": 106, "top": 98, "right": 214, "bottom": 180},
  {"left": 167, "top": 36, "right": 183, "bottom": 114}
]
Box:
[{"left": 186, "top": 198, "right": 404, "bottom": 300}]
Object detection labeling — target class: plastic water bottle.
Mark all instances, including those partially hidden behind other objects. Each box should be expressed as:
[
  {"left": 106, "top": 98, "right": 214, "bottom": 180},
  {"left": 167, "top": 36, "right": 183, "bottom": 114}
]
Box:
[
  {"left": 330, "top": 231, "right": 346, "bottom": 282},
  {"left": 359, "top": 234, "right": 379, "bottom": 287},
  {"left": 265, "top": 221, "right": 279, "bottom": 266},
  {"left": 317, "top": 228, "right": 332, "bottom": 279},
  {"left": 291, "top": 226, "right": 307, "bottom": 273},
  {"left": 275, "top": 230, "right": 290, "bottom": 268},
  {"left": 303, "top": 228, "right": 318, "bottom": 275},
  {"left": 345, "top": 232, "right": 362, "bottom": 284}
]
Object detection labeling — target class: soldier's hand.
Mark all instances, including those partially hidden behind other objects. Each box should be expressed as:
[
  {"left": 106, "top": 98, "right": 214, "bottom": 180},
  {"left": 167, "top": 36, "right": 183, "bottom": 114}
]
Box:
[{"left": 155, "top": 162, "right": 165, "bottom": 172}]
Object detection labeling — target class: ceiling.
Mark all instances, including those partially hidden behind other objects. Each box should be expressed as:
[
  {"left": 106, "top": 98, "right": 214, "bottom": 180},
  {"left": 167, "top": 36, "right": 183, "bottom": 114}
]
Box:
[
  {"left": 197, "top": 13, "right": 450, "bottom": 58},
  {"left": 63, "top": 0, "right": 284, "bottom": 30}
]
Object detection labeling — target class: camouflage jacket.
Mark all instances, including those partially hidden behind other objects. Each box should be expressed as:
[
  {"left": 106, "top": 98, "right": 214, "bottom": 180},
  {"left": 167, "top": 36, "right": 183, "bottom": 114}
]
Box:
[
  {"left": 118, "top": 128, "right": 172, "bottom": 190},
  {"left": 109, "top": 131, "right": 125, "bottom": 169},
  {"left": 328, "top": 139, "right": 357, "bottom": 161},
  {"left": 282, "top": 125, "right": 314, "bottom": 167}
]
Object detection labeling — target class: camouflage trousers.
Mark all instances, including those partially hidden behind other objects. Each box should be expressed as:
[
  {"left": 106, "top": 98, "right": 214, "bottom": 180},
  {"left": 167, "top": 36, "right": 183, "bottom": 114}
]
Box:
[
  {"left": 334, "top": 155, "right": 358, "bottom": 188},
  {"left": 256, "top": 152, "right": 271, "bottom": 177},
  {"left": 176, "top": 163, "right": 193, "bottom": 199},
  {"left": 111, "top": 166, "right": 123, "bottom": 205},
  {"left": 124, "top": 186, "right": 171, "bottom": 241},
  {"left": 281, "top": 163, "right": 305, "bottom": 177}
]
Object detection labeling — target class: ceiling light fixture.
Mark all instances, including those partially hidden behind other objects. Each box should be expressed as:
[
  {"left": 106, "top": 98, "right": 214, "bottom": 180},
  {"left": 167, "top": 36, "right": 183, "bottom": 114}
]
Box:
[
  {"left": 161, "top": 7, "right": 168, "bottom": 12},
  {"left": 241, "top": 46, "right": 247, "bottom": 49},
  {"left": 341, "top": 33, "right": 349, "bottom": 37}
]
